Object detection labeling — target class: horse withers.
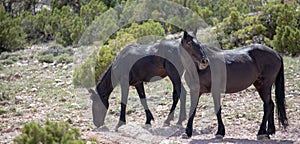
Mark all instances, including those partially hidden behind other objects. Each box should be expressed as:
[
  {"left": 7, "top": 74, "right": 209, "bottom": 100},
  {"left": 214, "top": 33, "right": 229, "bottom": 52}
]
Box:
[
  {"left": 90, "top": 31, "right": 208, "bottom": 130},
  {"left": 182, "top": 44, "right": 288, "bottom": 140}
]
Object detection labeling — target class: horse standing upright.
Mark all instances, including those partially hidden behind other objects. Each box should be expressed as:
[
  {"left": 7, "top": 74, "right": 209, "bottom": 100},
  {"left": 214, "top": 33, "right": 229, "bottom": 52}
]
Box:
[
  {"left": 90, "top": 31, "right": 208, "bottom": 130},
  {"left": 182, "top": 44, "right": 288, "bottom": 140}
]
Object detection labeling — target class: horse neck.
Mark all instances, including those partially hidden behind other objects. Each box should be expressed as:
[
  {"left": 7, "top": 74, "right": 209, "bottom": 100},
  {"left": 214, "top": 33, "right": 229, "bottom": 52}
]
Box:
[{"left": 96, "top": 66, "right": 114, "bottom": 99}]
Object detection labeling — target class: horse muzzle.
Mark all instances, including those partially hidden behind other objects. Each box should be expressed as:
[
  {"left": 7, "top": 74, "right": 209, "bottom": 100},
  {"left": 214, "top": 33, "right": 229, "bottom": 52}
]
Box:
[{"left": 198, "top": 59, "right": 209, "bottom": 70}]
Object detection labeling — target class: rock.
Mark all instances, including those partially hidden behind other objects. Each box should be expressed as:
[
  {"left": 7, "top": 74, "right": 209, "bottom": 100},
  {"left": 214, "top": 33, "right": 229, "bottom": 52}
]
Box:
[
  {"left": 15, "top": 96, "right": 23, "bottom": 104},
  {"left": 0, "top": 73, "right": 6, "bottom": 79},
  {"left": 59, "top": 97, "right": 67, "bottom": 102},
  {"left": 55, "top": 82, "right": 64, "bottom": 87},
  {"left": 118, "top": 123, "right": 159, "bottom": 143},
  {"left": 29, "top": 103, "right": 36, "bottom": 108},
  {"left": 55, "top": 79, "right": 63, "bottom": 83},
  {"left": 31, "top": 88, "right": 37, "bottom": 92}
]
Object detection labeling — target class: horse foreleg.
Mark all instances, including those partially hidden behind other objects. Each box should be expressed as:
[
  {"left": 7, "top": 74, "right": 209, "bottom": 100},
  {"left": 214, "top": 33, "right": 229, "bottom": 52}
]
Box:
[
  {"left": 182, "top": 90, "right": 200, "bottom": 138},
  {"left": 212, "top": 92, "right": 225, "bottom": 139},
  {"left": 177, "top": 85, "right": 187, "bottom": 126},
  {"left": 135, "top": 83, "right": 154, "bottom": 125},
  {"left": 116, "top": 81, "right": 129, "bottom": 131},
  {"left": 215, "top": 107, "right": 225, "bottom": 138}
]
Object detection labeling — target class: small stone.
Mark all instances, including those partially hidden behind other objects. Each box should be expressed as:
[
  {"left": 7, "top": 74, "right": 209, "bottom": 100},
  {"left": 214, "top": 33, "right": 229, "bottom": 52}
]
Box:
[
  {"left": 59, "top": 97, "right": 67, "bottom": 102},
  {"left": 31, "top": 88, "right": 37, "bottom": 92},
  {"left": 54, "top": 79, "right": 63, "bottom": 83},
  {"left": 15, "top": 96, "right": 23, "bottom": 104},
  {"left": 55, "top": 82, "right": 64, "bottom": 87},
  {"left": 0, "top": 73, "right": 6, "bottom": 79},
  {"left": 29, "top": 103, "right": 36, "bottom": 107},
  {"left": 63, "top": 65, "right": 69, "bottom": 70}
]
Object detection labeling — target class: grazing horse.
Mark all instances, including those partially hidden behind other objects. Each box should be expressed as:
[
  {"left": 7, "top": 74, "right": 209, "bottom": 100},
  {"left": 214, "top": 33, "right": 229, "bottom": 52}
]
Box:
[
  {"left": 182, "top": 44, "right": 288, "bottom": 140},
  {"left": 90, "top": 31, "right": 208, "bottom": 130}
]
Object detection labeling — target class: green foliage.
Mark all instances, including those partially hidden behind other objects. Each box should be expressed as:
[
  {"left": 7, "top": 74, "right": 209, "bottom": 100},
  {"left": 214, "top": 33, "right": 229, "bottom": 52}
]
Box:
[
  {"left": 38, "top": 45, "right": 74, "bottom": 64},
  {"left": 270, "top": 3, "right": 300, "bottom": 55},
  {"left": 273, "top": 26, "right": 300, "bottom": 56},
  {"left": 80, "top": 0, "right": 108, "bottom": 26},
  {"left": 0, "top": 51, "right": 22, "bottom": 65},
  {"left": 0, "top": 108, "right": 7, "bottom": 115},
  {"left": 56, "top": 53, "right": 74, "bottom": 64},
  {"left": 38, "top": 54, "right": 55, "bottom": 63},
  {"left": 73, "top": 57, "right": 96, "bottom": 88},
  {"left": 0, "top": 5, "right": 26, "bottom": 51},
  {"left": 51, "top": 6, "right": 80, "bottom": 46},
  {"left": 215, "top": 1, "right": 300, "bottom": 54},
  {"left": 14, "top": 120, "right": 85, "bottom": 144},
  {"left": 20, "top": 8, "right": 52, "bottom": 44},
  {"left": 1, "top": 0, "right": 300, "bottom": 56}
]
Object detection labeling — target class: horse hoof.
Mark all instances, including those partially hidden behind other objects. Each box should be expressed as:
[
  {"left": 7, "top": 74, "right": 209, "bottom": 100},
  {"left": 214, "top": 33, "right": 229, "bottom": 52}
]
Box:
[
  {"left": 144, "top": 124, "right": 152, "bottom": 129},
  {"left": 175, "top": 123, "right": 183, "bottom": 128},
  {"left": 93, "top": 125, "right": 109, "bottom": 132},
  {"left": 215, "top": 134, "right": 224, "bottom": 139},
  {"left": 181, "top": 133, "right": 190, "bottom": 139},
  {"left": 257, "top": 134, "right": 270, "bottom": 140},
  {"left": 115, "top": 121, "right": 126, "bottom": 132}
]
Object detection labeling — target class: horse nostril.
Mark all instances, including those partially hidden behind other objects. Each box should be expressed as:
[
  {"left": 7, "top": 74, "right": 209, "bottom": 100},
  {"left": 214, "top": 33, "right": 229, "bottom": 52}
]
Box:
[{"left": 201, "top": 59, "right": 208, "bottom": 64}]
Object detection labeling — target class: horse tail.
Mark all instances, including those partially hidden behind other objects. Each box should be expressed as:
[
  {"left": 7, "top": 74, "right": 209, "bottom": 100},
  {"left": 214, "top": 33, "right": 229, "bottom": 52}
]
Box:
[{"left": 275, "top": 57, "right": 288, "bottom": 128}]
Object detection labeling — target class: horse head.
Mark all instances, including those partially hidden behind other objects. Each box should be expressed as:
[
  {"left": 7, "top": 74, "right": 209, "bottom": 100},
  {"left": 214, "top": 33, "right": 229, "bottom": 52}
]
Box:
[
  {"left": 181, "top": 31, "right": 209, "bottom": 70},
  {"left": 89, "top": 88, "right": 108, "bottom": 128}
]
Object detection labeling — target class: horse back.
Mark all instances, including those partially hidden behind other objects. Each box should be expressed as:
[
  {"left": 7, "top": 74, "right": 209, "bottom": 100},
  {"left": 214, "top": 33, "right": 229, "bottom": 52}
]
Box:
[{"left": 247, "top": 44, "right": 282, "bottom": 76}]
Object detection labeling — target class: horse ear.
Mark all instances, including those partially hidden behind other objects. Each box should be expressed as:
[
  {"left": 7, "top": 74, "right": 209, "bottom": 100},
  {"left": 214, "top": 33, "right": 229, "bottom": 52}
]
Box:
[
  {"left": 88, "top": 89, "right": 98, "bottom": 101},
  {"left": 183, "top": 31, "right": 188, "bottom": 39}
]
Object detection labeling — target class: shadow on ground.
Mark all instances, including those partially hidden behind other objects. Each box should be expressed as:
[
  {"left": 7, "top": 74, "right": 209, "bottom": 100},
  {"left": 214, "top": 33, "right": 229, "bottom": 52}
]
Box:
[{"left": 190, "top": 138, "right": 293, "bottom": 144}]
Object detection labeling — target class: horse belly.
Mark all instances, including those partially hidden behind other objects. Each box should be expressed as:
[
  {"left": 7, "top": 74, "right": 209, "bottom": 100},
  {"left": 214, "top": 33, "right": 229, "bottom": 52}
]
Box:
[
  {"left": 225, "top": 63, "right": 258, "bottom": 93},
  {"left": 129, "top": 58, "right": 167, "bottom": 84}
]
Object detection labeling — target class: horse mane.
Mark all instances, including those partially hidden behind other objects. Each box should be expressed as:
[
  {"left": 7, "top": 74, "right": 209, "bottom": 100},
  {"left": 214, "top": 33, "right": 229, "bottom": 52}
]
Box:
[{"left": 96, "top": 63, "right": 113, "bottom": 97}]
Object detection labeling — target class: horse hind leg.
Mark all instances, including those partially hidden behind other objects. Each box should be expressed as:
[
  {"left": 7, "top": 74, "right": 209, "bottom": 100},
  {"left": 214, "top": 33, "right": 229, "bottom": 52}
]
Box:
[
  {"left": 254, "top": 81, "right": 275, "bottom": 140},
  {"left": 164, "top": 63, "right": 182, "bottom": 126},
  {"left": 135, "top": 83, "right": 154, "bottom": 125}
]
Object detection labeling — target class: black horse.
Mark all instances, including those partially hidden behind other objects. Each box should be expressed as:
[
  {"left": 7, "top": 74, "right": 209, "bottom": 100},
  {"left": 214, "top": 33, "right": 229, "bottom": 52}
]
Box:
[
  {"left": 182, "top": 44, "right": 288, "bottom": 140},
  {"left": 90, "top": 31, "right": 208, "bottom": 130}
]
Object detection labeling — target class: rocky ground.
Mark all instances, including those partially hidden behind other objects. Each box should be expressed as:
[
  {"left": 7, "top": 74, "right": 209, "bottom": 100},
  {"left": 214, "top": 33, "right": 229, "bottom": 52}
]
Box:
[{"left": 0, "top": 45, "right": 299, "bottom": 144}]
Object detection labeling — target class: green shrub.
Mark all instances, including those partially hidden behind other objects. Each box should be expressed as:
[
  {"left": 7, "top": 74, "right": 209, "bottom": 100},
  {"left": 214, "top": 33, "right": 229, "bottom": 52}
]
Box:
[
  {"left": 270, "top": 4, "right": 300, "bottom": 56},
  {"left": 73, "top": 57, "right": 96, "bottom": 88},
  {"left": 0, "top": 5, "right": 26, "bottom": 52},
  {"left": 273, "top": 25, "right": 300, "bottom": 56},
  {"left": 0, "top": 108, "right": 7, "bottom": 115},
  {"left": 20, "top": 9, "right": 52, "bottom": 44},
  {"left": 56, "top": 53, "right": 74, "bottom": 64},
  {"left": 14, "top": 120, "right": 85, "bottom": 144},
  {"left": 50, "top": 6, "right": 86, "bottom": 46},
  {"left": 38, "top": 54, "right": 54, "bottom": 63},
  {"left": 80, "top": 0, "right": 108, "bottom": 26}
]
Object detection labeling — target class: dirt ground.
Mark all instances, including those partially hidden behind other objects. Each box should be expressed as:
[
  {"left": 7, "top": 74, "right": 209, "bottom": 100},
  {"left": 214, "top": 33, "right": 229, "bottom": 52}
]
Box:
[{"left": 0, "top": 46, "right": 299, "bottom": 143}]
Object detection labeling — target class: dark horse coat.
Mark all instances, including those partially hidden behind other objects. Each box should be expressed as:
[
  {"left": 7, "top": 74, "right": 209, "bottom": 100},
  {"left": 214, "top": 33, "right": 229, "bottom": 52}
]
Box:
[
  {"left": 91, "top": 32, "right": 208, "bottom": 130},
  {"left": 183, "top": 44, "right": 288, "bottom": 140}
]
